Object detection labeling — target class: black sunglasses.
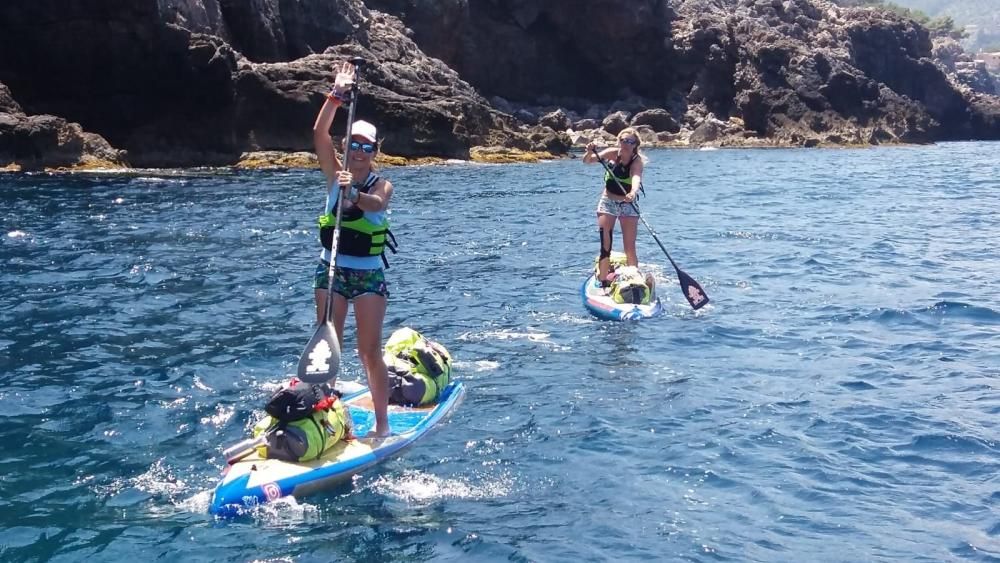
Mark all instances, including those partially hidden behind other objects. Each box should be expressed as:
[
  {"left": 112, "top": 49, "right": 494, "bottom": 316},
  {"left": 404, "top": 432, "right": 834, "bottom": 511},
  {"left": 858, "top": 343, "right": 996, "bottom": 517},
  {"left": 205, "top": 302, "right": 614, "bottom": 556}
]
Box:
[{"left": 349, "top": 140, "right": 377, "bottom": 153}]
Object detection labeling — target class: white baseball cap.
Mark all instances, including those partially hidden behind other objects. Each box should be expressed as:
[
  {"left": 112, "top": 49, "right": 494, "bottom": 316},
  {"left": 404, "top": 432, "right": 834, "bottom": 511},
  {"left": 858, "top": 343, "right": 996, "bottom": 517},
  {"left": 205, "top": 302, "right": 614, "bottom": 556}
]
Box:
[{"left": 350, "top": 120, "right": 378, "bottom": 142}]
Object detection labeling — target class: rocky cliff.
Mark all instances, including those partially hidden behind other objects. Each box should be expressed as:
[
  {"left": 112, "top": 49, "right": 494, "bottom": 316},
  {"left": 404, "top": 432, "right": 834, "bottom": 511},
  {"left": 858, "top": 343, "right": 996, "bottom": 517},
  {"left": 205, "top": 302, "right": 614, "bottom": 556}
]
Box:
[{"left": 0, "top": 0, "right": 997, "bottom": 169}]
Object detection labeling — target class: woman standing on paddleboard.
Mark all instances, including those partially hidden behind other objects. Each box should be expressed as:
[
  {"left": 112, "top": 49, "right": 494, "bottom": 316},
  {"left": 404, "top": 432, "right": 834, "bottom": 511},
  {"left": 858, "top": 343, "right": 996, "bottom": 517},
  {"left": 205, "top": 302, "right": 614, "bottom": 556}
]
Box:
[
  {"left": 583, "top": 128, "right": 646, "bottom": 286},
  {"left": 312, "top": 61, "right": 394, "bottom": 437}
]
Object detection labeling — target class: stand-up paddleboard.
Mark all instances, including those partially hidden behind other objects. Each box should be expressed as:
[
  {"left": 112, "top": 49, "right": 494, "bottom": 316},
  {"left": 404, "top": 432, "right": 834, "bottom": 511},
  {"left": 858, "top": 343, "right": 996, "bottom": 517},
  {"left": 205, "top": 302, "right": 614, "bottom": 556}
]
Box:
[
  {"left": 581, "top": 274, "right": 664, "bottom": 321},
  {"left": 582, "top": 252, "right": 663, "bottom": 321},
  {"left": 209, "top": 381, "right": 465, "bottom": 517}
]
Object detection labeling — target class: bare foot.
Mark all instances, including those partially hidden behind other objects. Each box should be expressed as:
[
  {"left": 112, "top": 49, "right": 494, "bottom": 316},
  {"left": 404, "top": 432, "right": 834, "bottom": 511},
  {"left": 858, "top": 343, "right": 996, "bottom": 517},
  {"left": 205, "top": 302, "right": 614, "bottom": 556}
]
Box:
[{"left": 364, "top": 427, "right": 391, "bottom": 440}]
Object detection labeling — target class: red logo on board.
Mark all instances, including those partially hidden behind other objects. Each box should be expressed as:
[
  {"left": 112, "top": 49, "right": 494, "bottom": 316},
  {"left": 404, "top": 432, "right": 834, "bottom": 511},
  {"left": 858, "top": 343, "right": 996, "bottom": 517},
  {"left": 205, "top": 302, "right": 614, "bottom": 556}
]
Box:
[{"left": 262, "top": 482, "right": 282, "bottom": 501}]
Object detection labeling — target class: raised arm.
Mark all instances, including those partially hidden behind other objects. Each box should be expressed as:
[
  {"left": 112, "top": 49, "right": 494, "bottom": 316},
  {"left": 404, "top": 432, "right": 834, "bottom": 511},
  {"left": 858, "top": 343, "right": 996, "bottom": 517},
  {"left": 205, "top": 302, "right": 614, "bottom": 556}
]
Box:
[{"left": 313, "top": 61, "right": 356, "bottom": 185}]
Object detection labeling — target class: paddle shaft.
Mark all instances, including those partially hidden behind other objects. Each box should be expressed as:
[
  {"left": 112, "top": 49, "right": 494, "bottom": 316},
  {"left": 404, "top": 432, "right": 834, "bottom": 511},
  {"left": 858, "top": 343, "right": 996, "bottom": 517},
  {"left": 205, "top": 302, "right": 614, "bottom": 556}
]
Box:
[
  {"left": 628, "top": 198, "right": 682, "bottom": 273},
  {"left": 297, "top": 57, "right": 366, "bottom": 383},
  {"left": 322, "top": 58, "right": 364, "bottom": 324}
]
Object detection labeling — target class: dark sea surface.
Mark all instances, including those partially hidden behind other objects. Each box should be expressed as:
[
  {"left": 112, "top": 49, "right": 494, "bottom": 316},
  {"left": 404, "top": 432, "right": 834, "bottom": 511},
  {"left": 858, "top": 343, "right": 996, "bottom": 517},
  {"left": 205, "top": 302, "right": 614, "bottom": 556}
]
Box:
[{"left": 1, "top": 142, "right": 998, "bottom": 562}]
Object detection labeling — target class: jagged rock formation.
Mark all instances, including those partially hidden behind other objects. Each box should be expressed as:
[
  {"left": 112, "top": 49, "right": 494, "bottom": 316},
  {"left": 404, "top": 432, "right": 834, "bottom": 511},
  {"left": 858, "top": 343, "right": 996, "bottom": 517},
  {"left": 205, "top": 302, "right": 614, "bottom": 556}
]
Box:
[
  {"left": 0, "top": 83, "right": 124, "bottom": 170},
  {"left": 0, "top": 0, "right": 564, "bottom": 167},
  {"left": 374, "top": 0, "right": 1000, "bottom": 146},
  {"left": 0, "top": 0, "right": 997, "bottom": 168},
  {"left": 933, "top": 37, "right": 998, "bottom": 95}
]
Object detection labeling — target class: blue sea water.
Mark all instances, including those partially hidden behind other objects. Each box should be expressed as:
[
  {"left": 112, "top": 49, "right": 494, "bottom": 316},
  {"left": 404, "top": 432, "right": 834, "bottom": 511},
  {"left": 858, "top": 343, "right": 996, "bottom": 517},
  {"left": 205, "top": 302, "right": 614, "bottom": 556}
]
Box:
[{"left": 1, "top": 142, "right": 999, "bottom": 562}]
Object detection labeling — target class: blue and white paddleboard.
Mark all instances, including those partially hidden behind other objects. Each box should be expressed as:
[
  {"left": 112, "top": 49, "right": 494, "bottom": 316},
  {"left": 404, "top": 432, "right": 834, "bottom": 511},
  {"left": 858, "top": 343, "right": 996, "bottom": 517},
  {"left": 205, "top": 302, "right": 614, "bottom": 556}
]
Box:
[
  {"left": 209, "top": 381, "right": 465, "bottom": 517},
  {"left": 581, "top": 273, "right": 664, "bottom": 321}
]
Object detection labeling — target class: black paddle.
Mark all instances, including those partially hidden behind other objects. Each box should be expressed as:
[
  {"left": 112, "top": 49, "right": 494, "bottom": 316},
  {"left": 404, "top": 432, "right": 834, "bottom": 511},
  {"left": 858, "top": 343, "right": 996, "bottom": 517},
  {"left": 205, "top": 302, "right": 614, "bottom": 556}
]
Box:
[
  {"left": 589, "top": 147, "right": 710, "bottom": 310},
  {"left": 297, "top": 56, "right": 366, "bottom": 384}
]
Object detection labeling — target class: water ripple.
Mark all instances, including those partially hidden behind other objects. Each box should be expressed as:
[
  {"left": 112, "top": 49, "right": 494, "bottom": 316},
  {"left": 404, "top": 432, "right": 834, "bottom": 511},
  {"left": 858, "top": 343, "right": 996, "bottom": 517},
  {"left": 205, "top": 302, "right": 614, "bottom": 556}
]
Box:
[{"left": 1, "top": 143, "right": 999, "bottom": 561}]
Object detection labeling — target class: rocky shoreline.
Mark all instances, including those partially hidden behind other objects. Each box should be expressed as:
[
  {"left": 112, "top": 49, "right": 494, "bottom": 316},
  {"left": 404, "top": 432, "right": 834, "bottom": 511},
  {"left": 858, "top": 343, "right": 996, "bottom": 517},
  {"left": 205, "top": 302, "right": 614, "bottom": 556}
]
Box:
[{"left": 1, "top": 0, "right": 997, "bottom": 172}]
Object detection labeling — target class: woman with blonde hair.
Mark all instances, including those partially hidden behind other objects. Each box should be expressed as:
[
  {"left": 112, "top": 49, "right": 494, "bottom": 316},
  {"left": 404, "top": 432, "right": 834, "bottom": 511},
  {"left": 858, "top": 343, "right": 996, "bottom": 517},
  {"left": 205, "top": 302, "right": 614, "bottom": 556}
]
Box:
[{"left": 583, "top": 127, "right": 646, "bottom": 286}]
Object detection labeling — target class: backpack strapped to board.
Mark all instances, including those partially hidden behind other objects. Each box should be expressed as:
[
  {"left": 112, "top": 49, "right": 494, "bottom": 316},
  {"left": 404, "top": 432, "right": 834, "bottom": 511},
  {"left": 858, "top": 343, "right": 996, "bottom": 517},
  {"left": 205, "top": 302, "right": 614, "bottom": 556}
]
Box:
[
  {"left": 252, "top": 379, "right": 352, "bottom": 462},
  {"left": 264, "top": 382, "right": 326, "bottom": 422},
  {"left": 609, "top": 266, "right": 651, "bottom": 305},
  {"left": 383, "top": 327, "right": 452, "bottom": 406},
  {"left": 594, "top": 252, "right": 653, "bottom": 305}
]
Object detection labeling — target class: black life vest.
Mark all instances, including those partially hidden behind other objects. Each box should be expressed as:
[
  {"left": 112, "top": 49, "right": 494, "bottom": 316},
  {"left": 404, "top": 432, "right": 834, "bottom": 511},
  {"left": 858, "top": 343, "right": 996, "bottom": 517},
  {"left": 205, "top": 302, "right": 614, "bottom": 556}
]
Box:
[{"left": 604, "top": 153, "right": 638, "bottom": 196}]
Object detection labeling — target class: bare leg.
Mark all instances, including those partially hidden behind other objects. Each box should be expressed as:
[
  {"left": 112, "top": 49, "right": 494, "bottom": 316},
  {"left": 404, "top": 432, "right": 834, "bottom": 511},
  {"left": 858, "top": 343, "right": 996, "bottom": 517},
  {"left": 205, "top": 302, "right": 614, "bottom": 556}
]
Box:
[
  {"left": 596, "top": 213, "right": 617, "bottom": 282},
  {"left": 620, "top": 216, "right": 639, "bottom": 267},
  {"left": 332, "top": 294, "right": 348, "bottom": 349},
  {"left": 353, "top": 293, "right": 390, "bottom": 436},
  {"left": 314, "top": 289, "right": 349, "bottom": 348},
  {"left": 314, "top": 288, "right": 327, "bottom": 325}
]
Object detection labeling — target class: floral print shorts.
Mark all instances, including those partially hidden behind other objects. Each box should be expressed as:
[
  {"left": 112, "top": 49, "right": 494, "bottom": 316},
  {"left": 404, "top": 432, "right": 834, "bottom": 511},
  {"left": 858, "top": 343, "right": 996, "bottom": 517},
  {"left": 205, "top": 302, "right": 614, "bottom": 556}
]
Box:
[{"left": 313, "top": 262, "right": 389, "bottom": 300}]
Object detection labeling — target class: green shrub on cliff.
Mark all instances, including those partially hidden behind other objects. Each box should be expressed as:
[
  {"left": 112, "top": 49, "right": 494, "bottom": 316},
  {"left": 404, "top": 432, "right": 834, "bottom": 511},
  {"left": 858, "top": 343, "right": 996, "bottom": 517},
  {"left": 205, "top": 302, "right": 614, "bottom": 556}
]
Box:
[
  {"left": 924, "top": 15, "right": 968, "bottom": 40},
  {"left": 836, "top": 0, "right": 968, "bottom": 39}
]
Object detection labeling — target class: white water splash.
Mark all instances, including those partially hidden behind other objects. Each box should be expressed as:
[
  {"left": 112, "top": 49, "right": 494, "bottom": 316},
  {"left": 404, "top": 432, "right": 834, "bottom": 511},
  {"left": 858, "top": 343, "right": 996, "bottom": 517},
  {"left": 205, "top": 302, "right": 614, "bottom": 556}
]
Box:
[
  {"left": 453, "top": 359, "right": 499, "bottom": 373},
  {"left": 95, "top": 459, "right": 188, "bottom": 501},
  {"left": 457, "top": 328, "right": 552, "bottom": 344},
  {"left": 369, "top": 469, "right": 513, "bottom": 502},
  {"left": 199, "top": 403, "right": 235, "bottom": 427}
]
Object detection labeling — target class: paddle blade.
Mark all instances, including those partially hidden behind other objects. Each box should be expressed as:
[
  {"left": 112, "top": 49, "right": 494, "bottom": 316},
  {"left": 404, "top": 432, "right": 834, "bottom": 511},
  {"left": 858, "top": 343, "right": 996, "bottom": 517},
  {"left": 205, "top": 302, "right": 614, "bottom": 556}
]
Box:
[
  {"left": 296, "top": 322, "right": 342, "bottom": 384},
  {"left": 676, "top": 268, "right": 710, "bottom": 310}
]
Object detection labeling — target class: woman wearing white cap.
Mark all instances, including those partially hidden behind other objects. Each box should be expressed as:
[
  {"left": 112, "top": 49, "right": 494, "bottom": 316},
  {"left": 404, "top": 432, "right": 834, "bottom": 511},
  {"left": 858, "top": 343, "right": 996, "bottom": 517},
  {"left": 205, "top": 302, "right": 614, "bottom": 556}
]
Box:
[{"left": 312, "top": 61, "right": 395, "bottom": 437}]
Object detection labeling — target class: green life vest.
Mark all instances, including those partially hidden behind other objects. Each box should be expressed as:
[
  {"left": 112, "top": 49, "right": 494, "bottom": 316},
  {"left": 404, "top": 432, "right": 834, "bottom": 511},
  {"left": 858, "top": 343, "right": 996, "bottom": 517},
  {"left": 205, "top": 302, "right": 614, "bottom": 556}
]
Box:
[
  {"left": 318, "top": 173, "right": 397, "bottom": 265},
  {"left": 383, "top": 327, "right": 452, "bottom": 406}
]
